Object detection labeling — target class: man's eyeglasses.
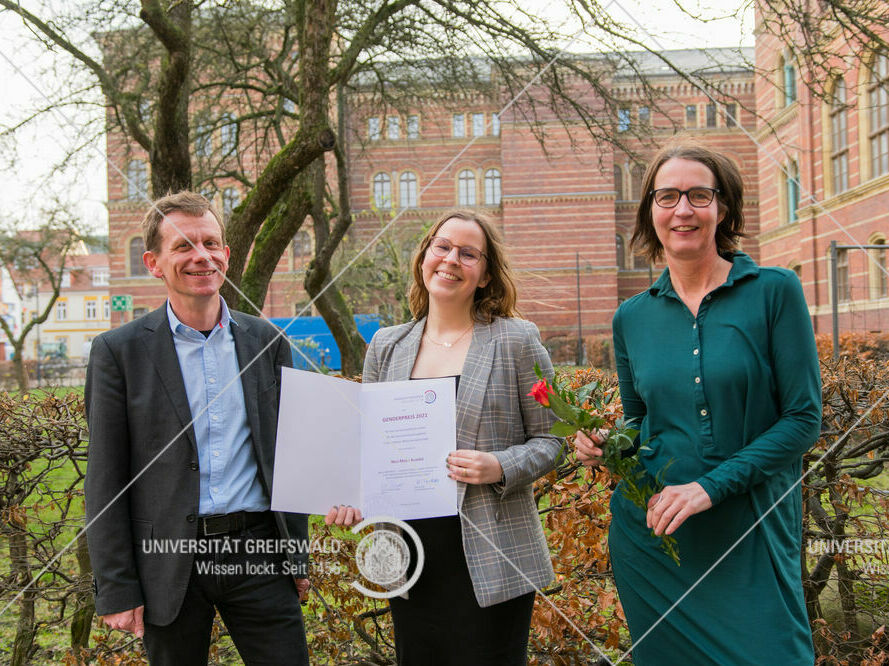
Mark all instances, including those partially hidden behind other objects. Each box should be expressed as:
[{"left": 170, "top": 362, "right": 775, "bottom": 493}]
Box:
[
  {"left": 651, "top": 187, "right": 720, "bottom": 208},
  {"left": 428, "top": 237, "right": 487, "bottom": 266}
]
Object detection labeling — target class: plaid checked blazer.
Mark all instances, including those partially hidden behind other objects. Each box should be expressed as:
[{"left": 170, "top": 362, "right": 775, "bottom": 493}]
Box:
[{"left": 362, "top": 316, "right": 562, "bottom": 607}]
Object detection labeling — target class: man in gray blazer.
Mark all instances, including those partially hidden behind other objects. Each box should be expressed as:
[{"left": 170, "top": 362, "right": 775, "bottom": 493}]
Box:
[{"left": 85, "top": 192, "right": 309, "bottom": 665}]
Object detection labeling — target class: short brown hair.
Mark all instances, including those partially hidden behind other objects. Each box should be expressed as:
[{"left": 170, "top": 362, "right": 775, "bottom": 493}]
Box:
[
  {"left": 142, "top": 191, "right": 225, "bottom": 253},
  {"left": 631, "top": 141, "right": 746, "bottom": 263},
  {"left": 408, "top": 210, "right": 519, "bottom": 323}
]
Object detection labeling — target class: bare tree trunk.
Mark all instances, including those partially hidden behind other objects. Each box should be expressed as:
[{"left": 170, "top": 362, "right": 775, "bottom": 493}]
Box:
[
  {"left": 69, "top": 531, "right": 95, "bottom": 656},
  {"left": 9, "top": 523, "right": 36, "bottom": 666},
  {"left": 305, "top": 276, "right": 367, "bottom": 376},
  {"left": 13, "top": 349, "right": 28, "bottom": 392}
]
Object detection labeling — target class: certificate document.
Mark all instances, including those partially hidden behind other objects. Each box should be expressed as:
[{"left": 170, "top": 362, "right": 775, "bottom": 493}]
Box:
[{"left": 271, "top": 368, "right": 457, "bottom": 520}]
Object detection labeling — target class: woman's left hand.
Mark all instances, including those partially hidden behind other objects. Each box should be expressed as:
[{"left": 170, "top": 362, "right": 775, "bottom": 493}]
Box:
[
  {"left": 447, "top": 450, "right": 503, "bottom": 485},
  {"left": 646, "top": 482, "right": 712, "bottom": 536}
]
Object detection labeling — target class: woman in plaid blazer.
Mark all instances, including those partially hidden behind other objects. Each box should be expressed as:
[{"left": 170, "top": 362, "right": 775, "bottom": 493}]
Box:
[{"left": 332, "top": 209, "right": 561, "bottom": 665}]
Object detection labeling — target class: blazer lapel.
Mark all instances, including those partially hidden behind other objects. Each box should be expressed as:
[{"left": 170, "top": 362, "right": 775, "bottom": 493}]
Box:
[
  {"left": 141, "top": 305, "right": 198, "bottom": 453},
  {"left": 455, "top": 321, "right": 496, "bottom": 507},
  {"left": 230, "top": 313, "right": 261, "bottom": 441},
  {"left": 388, "top": 318, "right": 425, "bottom": 381}
]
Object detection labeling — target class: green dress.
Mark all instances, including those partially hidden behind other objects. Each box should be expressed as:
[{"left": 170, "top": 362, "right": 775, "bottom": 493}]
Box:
[{"left": 609, "top": 252, "right": 819, "bottom": 665}]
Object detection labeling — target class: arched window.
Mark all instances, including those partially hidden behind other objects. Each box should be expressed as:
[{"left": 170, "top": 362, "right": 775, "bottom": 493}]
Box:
[
  {"left": 292, "top": 230, "right": 312, "bottom": 258},
  {"left": 399, "top": 172, "right": 417, "bottom": 209},
  {"left": 870, "top": 236, "right": 888, "bottom": 299},
  {"left": 830, "top": 79, "right": 849, "bottom": 194},
  {"left": 786, "top": 160, "right": 800, "bottom": 224},
  {"left": 373, "top": 173, "right": 392, "bottom": 209},
  {"left": 615, "top": 234, "right": 626, "bottom": 270},
  {"left": 613, "top": 165, "right": 624, "bottom": 200},
  {"left": 633, "top": 252, "right": 648, "bottom": 270},
  {"left": 457, "top": 169, "right": 476, "bottom": 206},
  {"left": 129, "top": 237, "right": 149, "bottom": 276},
  {"left": 220, "top": 114, "right": 238, "bottom": 155},
  {"left": 868, "top": 51, "right": 889, "bottom": 178},
  {"left": 484, "top": 169, "right": 501, "bottom": 205},
  {"left": 126, "top": 160, "right": 148, "bottom": 201},
  {"left": 222, "top": 187, "right": 240, "bottom": 220}
]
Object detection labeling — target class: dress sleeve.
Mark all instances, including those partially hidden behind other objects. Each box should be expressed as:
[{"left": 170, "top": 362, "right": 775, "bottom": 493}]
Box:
[
  {"left": 490, "top": 320, "right": 563, "bottom": 496},
  {"left": 613, "top": 306, "right": 646, "bottom": 429},
  {"left": 696, "top": 274, "right": 822, "bottom": 505}
]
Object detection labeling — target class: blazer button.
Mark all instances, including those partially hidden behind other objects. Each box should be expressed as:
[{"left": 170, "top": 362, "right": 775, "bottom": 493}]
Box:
[
  {"left": 189, "top": 462, "right": 199, "bottom": 471},
  {"left": 186, "top": 513, "right": 196, "bottom": 523}
]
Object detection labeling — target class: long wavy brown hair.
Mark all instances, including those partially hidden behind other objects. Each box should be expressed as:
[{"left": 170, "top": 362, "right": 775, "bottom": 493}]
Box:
[{"left": 408, "top": 210, "right": 519, "bottom": 323}]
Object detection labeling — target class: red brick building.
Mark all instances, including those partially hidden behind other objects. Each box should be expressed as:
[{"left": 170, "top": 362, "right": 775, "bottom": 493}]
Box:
[
  {"left": 107, "top": 37, "right": 888, "bottom": 358},
  {"left": 755, "top": 18, "right": 889, "bottom": 335}
]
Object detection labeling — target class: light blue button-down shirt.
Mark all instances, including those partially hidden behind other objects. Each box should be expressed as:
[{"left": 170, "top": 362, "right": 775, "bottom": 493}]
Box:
[{"left": 167, "top": 299, "right": 269, "bottom": 516}]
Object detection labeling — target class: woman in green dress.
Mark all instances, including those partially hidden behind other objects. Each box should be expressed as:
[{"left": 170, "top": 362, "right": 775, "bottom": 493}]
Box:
[{"left": 576, "top": 143, "right": 820, "bottom": 665}]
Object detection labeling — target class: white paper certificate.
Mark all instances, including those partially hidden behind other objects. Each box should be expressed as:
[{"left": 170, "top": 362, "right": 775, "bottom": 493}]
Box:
[{"left": 271, "top": 368, "right": 457, "bottom": 520}]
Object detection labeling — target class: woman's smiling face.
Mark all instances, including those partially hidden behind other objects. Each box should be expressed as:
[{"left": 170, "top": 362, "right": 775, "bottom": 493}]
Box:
[{"left": 421, "top": 217, "right": 490, "bottom": 310}]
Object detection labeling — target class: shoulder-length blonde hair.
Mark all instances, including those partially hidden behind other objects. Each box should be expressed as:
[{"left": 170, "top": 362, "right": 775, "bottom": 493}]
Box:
[{"left": 408, "top": 209, "right": 519, "bottom": 323}]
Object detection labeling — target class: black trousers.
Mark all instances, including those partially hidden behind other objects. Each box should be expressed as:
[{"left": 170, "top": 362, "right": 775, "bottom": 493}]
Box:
[
  {"left": 142, "top": 514, "right": 309, "bottom": 666},
  {"left": 389, "top": 516, "right": 536, "bottom": 666}
]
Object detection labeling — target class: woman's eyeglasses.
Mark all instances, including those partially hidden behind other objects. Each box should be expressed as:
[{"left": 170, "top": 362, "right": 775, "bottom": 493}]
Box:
[
  {"left": 651, "top": 187, "right": 719, "bottom": 208},
  {"left": 428, "top": 237, "right": 487, "bottom": 266}
]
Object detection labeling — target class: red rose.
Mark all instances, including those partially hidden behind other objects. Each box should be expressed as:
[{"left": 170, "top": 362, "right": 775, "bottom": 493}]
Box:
[{"left": 527, "top": 380, "right": 554, "bottom": 407}]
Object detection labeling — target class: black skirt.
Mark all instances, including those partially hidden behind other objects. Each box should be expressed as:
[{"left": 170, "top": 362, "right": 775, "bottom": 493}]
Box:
[{"left": 389, "top": 515, "right": 535, "bottom": 666}]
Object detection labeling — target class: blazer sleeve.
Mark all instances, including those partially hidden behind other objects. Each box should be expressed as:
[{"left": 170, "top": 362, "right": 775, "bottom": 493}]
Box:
[
  {"left": 490, "top": 321, "right": 563, "bottom": 497},
  {"left": 84, "top": 334, "right": 145, "bottom": 615},
  {"left": 362, "top": 331, "right": 382, "bottom": 383},
  {"left": 270, "top": 330, "right": 310, "bottom": 574}
]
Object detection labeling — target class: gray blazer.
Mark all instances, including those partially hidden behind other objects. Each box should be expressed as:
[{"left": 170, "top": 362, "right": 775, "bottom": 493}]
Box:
[
  {"left": 84, "top": 304, "right": 307, "bottom": 625},
  {"left": 363, "top": 316, "right": 561, "bottom": 607}
]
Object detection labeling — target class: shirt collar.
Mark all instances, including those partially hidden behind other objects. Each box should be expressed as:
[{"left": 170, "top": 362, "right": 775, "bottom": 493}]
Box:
[
  {"left": 167, "top": 297, "right": 236, "bottom": 335},
  {"left": 648, "top": 251, "right": 760, "bottom": 298}
]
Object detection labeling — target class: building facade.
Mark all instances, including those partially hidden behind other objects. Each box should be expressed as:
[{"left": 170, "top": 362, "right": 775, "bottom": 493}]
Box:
[
  {"left": 104, "top": 39, "right": 888, "bottom": 357},
  {"left": 755, "top": 18, "right": 889, "bottom": 335}
]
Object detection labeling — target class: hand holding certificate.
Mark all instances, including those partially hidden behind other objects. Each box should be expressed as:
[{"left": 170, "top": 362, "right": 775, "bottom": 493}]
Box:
[{"left": 271, "top": 368, "right": 458, "bottom": 520}]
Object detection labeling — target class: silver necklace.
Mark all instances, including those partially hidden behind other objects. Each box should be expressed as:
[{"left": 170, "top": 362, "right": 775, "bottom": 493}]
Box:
[{"left": 423, "top": 323, "right": 474, "bottom": 349}]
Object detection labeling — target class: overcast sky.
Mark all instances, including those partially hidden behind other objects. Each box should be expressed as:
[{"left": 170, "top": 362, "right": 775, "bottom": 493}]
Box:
[{"left": 0, "top": 1, "right": 754, "bottom": 234}]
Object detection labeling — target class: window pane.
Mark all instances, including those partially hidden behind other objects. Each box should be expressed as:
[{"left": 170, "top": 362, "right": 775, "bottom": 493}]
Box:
[
  {"left": 685, "top": 105, "right": 697, "bottom": 127},
  {"left": 368, "top": 117, "right": 380, "bottom": 141},
  {"left": 387, "top": 116, "right": 400, "bottom": 140},
  {"left": 725, "top": 103, "right": 737, "bottom": 127},
  {"left": 407, "top": 115, "right": 419, "bottom": 139},
  {"left": 617, "top": 107, "right": 630, "bottom": 132},
  {"left": 399, "top": 172, "right": 417, "bottom": 208},
  {"left": 638, "top": 106, "right": 650, "bottom": 126},
  {"left": 222, "top": 188, "right": 240, "bottom": 220},
  {"left": 196, "top": 123, "right": 212, "bottom": 156},
  {"left": 472, "top": 113, "right": 484, "bottom": 136},
  {"left": 706, "top": 103, "right": 716, "bottom": 128},
  {"left": 484, "top": 169, "right": 501, "bottom": 205},
  {"left": 452, "top": 114, "right": 465, "bottom": 138},
  {"left": 616, "top": 235, "right": 626, "bottom": 270},
  {"left": 491, "top": 113, "right": 500, "bottom": 136},
  {"left": 458, "top": 169, "right": 475, "bottom": 205},
  {"left": 129, "top": 237, "right": 148, "bottom": 276},
  {"left": 373, "top": 173, "right": 392, "bottom": 208},
  {"left": 126, "top": 160, "right": 148, "bottom": 201},
  {"left": 221, "top": 115, "right": 237, "bottom": 155}
]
